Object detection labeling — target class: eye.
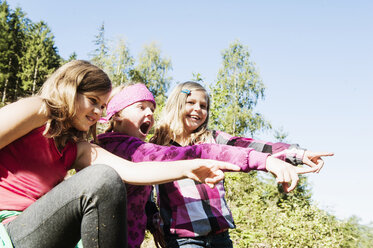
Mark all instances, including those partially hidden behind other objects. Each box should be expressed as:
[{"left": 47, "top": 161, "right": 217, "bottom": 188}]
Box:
[
  {"left": 88, "top": 97, "right": 97, "bottom": 104},
  {"left": 200, "top": 104, "right": 207, "bottom": 109},
  {"left": 135, "top": 104, "right": 144, "bottom": 110}
]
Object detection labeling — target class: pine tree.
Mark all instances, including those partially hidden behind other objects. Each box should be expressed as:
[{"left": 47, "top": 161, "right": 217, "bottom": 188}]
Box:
[
  {"left": 19, "top": 21, "right": 60, "bottom": 95},
  {"left": 90, "top": 22, "right": 108, "bottom": 70},
  {"left": 209, "top": 40, "right": 270, "bottom": 136},
  {"left": 0, "top": 0, "right": 11, "bottom": 103},
  {"left": 105, "top": 38, "right": 134, "bottom": 86}
]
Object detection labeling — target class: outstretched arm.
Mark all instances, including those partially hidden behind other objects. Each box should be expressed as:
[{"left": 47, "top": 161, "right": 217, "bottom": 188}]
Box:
[
  {"left": 98, "top": 133, "right": 270, "bottom": 172},
  {"left": 74, "top": 141, "right": 240, "bottom": 187},
  {"left": 212, "top": 130, "right": 333, "bottom": 172},
  {"left": 213, "top": 130, "right": 305, "bottom": 164}
]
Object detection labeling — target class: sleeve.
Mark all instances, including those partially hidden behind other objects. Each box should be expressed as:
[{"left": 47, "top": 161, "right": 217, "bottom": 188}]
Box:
[
  {"left": 212, "top": 130, "right": 305, "bottom": 165},
  {"left": 100, "top": 134, "right": 269, "bottom": 172}
]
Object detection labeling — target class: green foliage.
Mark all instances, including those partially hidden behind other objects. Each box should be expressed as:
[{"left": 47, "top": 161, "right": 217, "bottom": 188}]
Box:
[
  {"left": 19, "top": 21, "right": 60, "bottom": 95},
  {"left": 135, "top": 42, "right": 172, "bottom": 114},
  {"left": 105, "top": 38, "right": 135, "bottom": 86},
  {"left": 89, "top": 27, "right": 173, "bottom": 122},
  {"left": 273, "top": 126, "right": 289, "bottom": 143},
  {"left": 191, "top": 72, "right": 204, "bottom": 84},
  {"left": 67, "top": 52, "right": 77, "bottom": 61},
  {"left": 90, "top": 22, "right": 108, "bottom": 69},
  {"left": 225, "top": 172, "right": 373, "bottom": 247},
  {"left": 209, "top": 40, "right": 271, "bottom": 137},
  {"left": 0, "top": 1, "right": 60, "bottom": 101}
]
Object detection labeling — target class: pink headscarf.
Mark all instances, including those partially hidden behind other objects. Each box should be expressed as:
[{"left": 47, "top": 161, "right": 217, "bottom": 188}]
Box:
[{"left": 99, "top": 83, "right": 156, "bottom": 123}]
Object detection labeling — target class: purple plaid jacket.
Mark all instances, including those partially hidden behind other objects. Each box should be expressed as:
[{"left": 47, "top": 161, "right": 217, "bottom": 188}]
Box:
[
  {"left": 156, "top": 130, "right": 305, "bottom": 237},
  {"left": 97, "top": 131, "right": 305, "bottom": 244}
]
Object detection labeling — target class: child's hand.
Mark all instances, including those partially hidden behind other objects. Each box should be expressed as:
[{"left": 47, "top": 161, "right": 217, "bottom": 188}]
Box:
[
  {"left": 302, "top": 151, "right": 334, "bottom": 173},
  {"left": 185, "top": 159, "right": 240, "bottom": 188},
  {"left": 266, "top": 156, "right": 307, "bottom": 193}
]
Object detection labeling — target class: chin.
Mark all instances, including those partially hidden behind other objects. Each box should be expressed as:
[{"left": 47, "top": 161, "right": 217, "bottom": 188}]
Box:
[
  {"left": 78, "top": 126, "right": 91, "bottom": 132},
  {"left": 73, "top": 124, "right": 90, "bottom": 132}
]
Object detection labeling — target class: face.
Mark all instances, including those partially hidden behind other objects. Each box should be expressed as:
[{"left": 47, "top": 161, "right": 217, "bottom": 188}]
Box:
[
  {"left": 72, "top": 91, "right": 111, "bottom": 131},
  {"left": 183, "top": 90, "right": 208, "bottom": 134},
  {"left": 113, "top": 101, "right": 155, "bottom": 141}
]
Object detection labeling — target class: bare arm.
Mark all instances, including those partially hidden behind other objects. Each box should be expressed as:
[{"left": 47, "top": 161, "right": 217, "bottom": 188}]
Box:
[
  {"left": 0, "top": 97, "right": 47, "bottom": 150},
  {"left": 74, "top": 142, "right": 240, "bottom": 187}
]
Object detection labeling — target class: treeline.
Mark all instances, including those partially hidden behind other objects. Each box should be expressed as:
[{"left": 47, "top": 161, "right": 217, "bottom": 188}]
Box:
[
  {"left": 0, "top": 1, "right": 60, "bottom": 105},
  {"left": 2, "top": 1, "right": 373, "bottom": 246},
  {"left": 89, "top": 23, "right": 270, "bottom": 136}
]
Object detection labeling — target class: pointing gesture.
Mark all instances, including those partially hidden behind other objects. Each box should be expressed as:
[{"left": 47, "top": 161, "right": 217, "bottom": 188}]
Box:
[{"left": 302, "top": 151, "right": 334, "bottom": 173}]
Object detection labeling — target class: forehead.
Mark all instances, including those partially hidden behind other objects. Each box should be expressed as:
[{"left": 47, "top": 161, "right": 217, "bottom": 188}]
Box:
[
  {"left": 84, "top": 89, "right": 111, "bottom": 96},
  {"left": 84, "top": 91, "right": 111, "bottom": 101},
  {"left": 187, "top": 90, "right": 207, "bottom": 101},
  {"left": 126, "top": 100, "right": 155, "bottom": 109}
]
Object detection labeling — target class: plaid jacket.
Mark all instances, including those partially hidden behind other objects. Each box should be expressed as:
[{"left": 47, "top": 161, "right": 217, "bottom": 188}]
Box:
[
  {"left": 157, "top": 130, "right": 305, "bottom": 237},
  {"left": 97, "top": 132, "right": 277, "bottom": 247}
]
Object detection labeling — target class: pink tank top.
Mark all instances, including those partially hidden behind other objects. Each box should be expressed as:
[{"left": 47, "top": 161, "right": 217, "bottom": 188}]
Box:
[{"left": 0, "top": 126, "right": 77, "bottom": 211}]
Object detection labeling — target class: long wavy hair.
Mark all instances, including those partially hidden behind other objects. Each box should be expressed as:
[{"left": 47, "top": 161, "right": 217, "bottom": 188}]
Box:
[
  {"left": 150, "top": 81, "right": 213, "bottom": 146},
  {"left": 37, "top": 60, "right": 112, "bottom": 147}
]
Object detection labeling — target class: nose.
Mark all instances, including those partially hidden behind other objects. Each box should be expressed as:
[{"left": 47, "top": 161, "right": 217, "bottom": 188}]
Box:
[
  {"left": 193, "top": 104, "right": 201, "bottom": 112},
  {"left": 145, "top": 107, "right": 154, "bottom": 117},
  {"left": 94, "top": 106, "right": 104, "bottom": 116}
]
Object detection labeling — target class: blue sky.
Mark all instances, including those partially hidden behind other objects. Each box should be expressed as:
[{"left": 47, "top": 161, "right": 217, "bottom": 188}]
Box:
[{"left": 6, "top": 0, "right": 373, "bottom": 224}]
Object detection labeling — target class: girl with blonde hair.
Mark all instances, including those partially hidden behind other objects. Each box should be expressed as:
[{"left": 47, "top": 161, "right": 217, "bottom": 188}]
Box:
[
  {"left": 150, "top": 81, "right": 333, "bottom": 247},
  {"left": 0, "top": 62, "right": 239, "bottom": 248},
  {"left": 96, "top": 82, "right": 326, "bottom": 248}
]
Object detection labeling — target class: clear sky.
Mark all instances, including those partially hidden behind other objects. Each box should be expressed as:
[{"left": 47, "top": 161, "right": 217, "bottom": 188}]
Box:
[{"left": 6, "top": 0, "right": 373, "bottom": 224}]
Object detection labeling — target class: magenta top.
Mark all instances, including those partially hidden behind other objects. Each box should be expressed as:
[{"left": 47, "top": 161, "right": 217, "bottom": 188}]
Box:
[{"left": 0, "top": 126, "right": 77, "bottom": 222}]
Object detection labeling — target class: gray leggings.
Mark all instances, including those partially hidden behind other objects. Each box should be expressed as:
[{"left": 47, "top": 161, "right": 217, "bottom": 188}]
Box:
[{"left": 5, "top": 164, "right": 127, "bottom": 248}]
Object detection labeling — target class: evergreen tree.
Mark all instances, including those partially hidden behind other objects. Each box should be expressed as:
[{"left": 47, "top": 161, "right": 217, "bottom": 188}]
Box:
[
  {"left": 0, "top": 0, "right": 11, "bottom": 103},
  {"left": 209, "top": 40, "right": 270, "bottom": 136},
  {"left": 0, "top": 2, "right": 28, "bottom": 103},
  {"left": 7, "top": 7, "right": 28, "bottom": 101},
  {"left": 90, "top": 22, "right": 108, "bottom": 69},
  {"left": 67, "top": 52, "right": 77, "bottom": 61},
  {"left": 105, "top": 38, "right": 134, "bottom": 86},
  {"left": 18, "top": 21, "right": 60, "bottom": 95}
]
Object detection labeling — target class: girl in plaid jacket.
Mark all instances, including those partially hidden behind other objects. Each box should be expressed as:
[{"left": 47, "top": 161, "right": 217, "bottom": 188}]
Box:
[
  {"left": 150, "top": 81, "right": 333, "bottom": 247},
  {"left": 97, "top": 82, "right": 331, "bottom": 247}
]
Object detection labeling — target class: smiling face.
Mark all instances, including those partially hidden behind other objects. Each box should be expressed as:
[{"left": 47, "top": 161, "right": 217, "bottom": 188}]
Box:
[
  {"left": 113, "top": 101, "right": 155, "bottom": 141},
  {"left": 183, "top": 90, "right": 208, "bottom": 134},
  {"left": 72, "top": 91, "right": 111, "bottom": 132}
]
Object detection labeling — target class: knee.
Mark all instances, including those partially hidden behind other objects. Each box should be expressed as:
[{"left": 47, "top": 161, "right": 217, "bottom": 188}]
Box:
[{"left": 79, "top": 164, "right": 126, "bottom": 201}]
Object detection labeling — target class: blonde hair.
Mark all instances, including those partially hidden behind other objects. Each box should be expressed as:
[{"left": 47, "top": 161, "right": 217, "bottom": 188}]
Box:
[
  {"left": 37, "top": 60, "right": 112, "bottom": 147},
  {"left": 103, "top": 81, "right": 138, "bottom": 133},
  {"left": 150, "top": 81, "right": 212, "bottom": 146}
]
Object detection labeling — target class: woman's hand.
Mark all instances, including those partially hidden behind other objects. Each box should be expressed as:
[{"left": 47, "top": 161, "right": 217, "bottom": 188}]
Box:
[
  {"left": 185, "top": 159, "right": 240, "bottom": 188},
  {"left": 265, "top": 156, "right": 315, "bottom": 193},
  {"left": 302, "top": 151, "right": 334, "bottom": 173}
]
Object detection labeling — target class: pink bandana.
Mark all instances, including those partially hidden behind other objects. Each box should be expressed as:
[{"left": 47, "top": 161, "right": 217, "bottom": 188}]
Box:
[{"left": 99, "top": 83, "right": 156, "bottom": 123}]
